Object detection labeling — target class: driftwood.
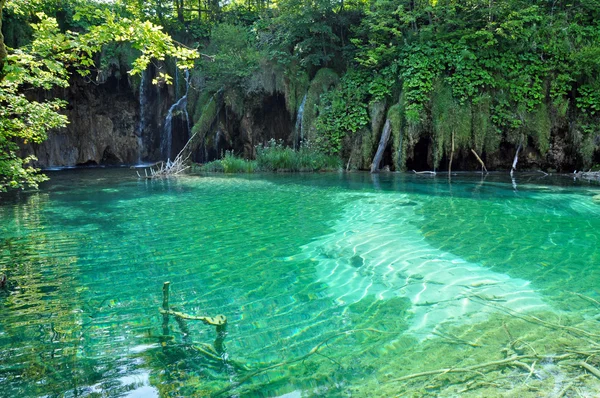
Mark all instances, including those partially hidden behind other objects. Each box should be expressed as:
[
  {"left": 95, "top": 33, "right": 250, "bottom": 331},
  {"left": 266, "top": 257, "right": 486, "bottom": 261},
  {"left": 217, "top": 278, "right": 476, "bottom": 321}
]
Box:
[
  {"left": 159, "top": 281, "right": 228, "bottom": 352},
  {"left": 471, "top": 149, "right": 488, "bottom": 173},
  {"left": 137, "top": 152, "right": 191, "bottom": 179},
  {"left": 412, "top": 170, "right": 437, "bottom": 175},
  {"left": 137, "top": 91, "right": 223, "bottom": 180},
  {"left": 574, "top": 170, "right": 600, "bottom": 181},
  {"left": 371, "top": 119, "right": 392, "bottom": 173},
  {"left": 159, "top": 308, "right": 227, "bottom": 326}
]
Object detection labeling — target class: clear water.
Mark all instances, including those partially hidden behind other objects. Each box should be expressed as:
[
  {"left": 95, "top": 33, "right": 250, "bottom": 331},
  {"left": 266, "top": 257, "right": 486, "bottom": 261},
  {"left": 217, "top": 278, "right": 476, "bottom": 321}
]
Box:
[{"left": 1, "top": 170, "right": 600, "bottom": 397}]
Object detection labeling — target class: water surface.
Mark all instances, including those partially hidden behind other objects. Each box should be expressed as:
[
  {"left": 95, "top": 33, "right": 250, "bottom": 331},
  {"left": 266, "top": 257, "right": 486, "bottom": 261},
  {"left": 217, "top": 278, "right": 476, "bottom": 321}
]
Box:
[{"left": 1, "top": 170, "right": 600, "bottom": 397}]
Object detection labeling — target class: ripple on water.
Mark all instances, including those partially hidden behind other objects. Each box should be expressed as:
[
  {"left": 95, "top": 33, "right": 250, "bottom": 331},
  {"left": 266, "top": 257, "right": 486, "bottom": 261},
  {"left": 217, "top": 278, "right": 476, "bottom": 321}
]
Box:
[{"left": 299, "top": 192, "right": 550, "bottom": 337}]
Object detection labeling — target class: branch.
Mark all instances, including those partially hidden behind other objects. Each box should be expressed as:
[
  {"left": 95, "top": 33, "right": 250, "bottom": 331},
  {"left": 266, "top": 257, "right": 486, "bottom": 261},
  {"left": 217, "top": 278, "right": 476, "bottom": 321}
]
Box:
[
  {"left": 386, "top": 353, "right": 576, "bottom": 384},
  {"left": 471, "top": 149, "right": 488, "bottom": 173},
  {"left": 214, "top": 328, "right": 396, "bottom": 397},
  {"left": 172, "top": 39, "right": 215, "bottom": 61}
]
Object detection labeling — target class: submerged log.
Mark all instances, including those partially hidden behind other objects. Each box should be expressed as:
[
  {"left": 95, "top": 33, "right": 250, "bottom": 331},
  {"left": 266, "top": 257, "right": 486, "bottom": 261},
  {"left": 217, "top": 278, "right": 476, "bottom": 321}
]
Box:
[
  {"left": 159, "top": 281, "right": 227, "bottom": 353},
  {"left": 370, "top": 119, "right": 392, "bottom": 173}
]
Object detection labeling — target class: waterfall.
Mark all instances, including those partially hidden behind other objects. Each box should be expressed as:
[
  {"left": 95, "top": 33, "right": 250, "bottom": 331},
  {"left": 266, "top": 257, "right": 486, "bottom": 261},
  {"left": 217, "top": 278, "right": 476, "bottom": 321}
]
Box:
[
  {"left": 161, "top": 69, "right": 190, "bottom": 160},
  {"left": 294, "top": 94, "right": 307, "bottom": 149},
  {"left": 136, "top": 69, "right": 148, "bottom": 164},
  {"left": 214, "top": 130, "right": 221, "bottom": 158}
]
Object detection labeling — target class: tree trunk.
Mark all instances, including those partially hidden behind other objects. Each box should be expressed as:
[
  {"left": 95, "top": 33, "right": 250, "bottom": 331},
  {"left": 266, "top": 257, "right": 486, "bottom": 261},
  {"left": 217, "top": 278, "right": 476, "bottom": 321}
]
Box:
[
  {"left": 448, "top": 130, "right": 454, "bottom": 175},
  {"left": 370, "top": 119, "right": 392, "bottom": 173},
  {"left": 176, "top": 0, "right": 184, "bottom": 22},
  {"left": 0, "top": 0, "right": 7, "bottom": 79}
]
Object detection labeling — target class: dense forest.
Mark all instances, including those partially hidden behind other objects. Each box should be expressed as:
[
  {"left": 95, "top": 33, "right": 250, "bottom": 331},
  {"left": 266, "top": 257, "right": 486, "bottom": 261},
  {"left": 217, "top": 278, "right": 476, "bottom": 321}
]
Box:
[{"left": 2, "top": 0, "right": 600, "bottom": 190}]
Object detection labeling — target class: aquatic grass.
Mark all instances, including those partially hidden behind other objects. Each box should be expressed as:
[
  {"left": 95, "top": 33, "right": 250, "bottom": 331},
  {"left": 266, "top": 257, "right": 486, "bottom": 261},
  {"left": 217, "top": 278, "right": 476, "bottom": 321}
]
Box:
[
  {"left": 256, "top": 139, "right": 341, "bottom": 172},
  {"left": 195, "top": 151, "right": 256, "bottom": 173},
  {"left": 195, "top": 159, "right": 224, "bottom": 172},
  {"left": 196, "top": 140, "right": 341, "bottom": 173}
]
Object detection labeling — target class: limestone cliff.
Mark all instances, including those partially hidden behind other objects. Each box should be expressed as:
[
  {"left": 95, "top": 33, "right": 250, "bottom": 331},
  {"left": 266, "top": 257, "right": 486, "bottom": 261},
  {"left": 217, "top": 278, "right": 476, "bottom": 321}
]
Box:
[{"left": 22, "top": 67, "right": 173, "bottom": 168}]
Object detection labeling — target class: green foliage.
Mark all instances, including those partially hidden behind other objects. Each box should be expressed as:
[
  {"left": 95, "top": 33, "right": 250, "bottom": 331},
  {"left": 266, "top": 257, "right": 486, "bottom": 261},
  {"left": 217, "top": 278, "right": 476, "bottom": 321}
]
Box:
[
  {"left": 262, "top": 0, "right": 363, "bottom": 70},
  {"left": 221, "top": 150, "right": 257, "bottom": 173},
  {"left": 197, "top": 159, "right": 224, "bottom": 172},
  {"left": 360, "top": 100, "right": 386, "bottom": 167},
  {"left": 388, "top": 100, "right": 405, "bottom": 171},
  {"left": 431, "top": 82, "right": 472, "bottom": 168},
  {"left": 190, "top": 94, "right": 219, "bottom": 139},
  {"left": 400, "top": 44, "right": 442, "bottom": 124},
  {"left": 5, "top": 0, "right": 600, "bottom": 177},
  {"left": 283, "top": 66, "right": 309, "bottom": 116},
  {"left": 256, "top": 139, "right": 341, "bottom": 172},
  {"left": 198, "top": 151, "right": 256, "bottom": 173},
  {"left": 198, "top": 140, "right": 340, "bottom": 173},
  {"left": 313, "top": 69, "right": 369, "bottom": 155},
  {"left": 302, "top": 68, "right": 339, "bottom": 141},
  {"left": 0, "top": 1, "right": 198, "bottom": 190},
  {"left": 202, "top": 23, "right": 261, "bottom": 91},
  {"left": 471, "top": 93, "right": 497, "bottom": 154},
  {"left": 526, "top": 102, "right": 552, "bottom": 154}
]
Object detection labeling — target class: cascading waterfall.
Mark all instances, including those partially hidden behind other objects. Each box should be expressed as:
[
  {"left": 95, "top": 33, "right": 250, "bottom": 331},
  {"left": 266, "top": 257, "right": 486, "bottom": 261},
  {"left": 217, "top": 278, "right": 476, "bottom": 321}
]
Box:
[
  {"left": 294, "top": 94, "right": 307, "bottom": 149},
  {"left": 136, "top": 69, "right": 148, "bottom": 164},
  {"left": 160, "top": 69, "right": 191, "bottom": 161}
]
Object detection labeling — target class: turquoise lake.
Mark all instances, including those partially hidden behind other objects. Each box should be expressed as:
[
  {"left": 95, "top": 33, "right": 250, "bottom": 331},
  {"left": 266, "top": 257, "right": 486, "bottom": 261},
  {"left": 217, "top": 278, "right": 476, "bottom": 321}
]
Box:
[{"left": 1, "top": 170, "right": 600, "bottom": 397}]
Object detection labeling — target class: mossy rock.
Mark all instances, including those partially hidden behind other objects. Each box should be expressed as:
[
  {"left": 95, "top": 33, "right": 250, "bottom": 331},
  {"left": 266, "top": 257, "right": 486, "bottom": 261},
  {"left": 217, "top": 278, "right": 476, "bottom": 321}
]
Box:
[{"left": 592, "top": 194, "right": 600, "bottom": 204}]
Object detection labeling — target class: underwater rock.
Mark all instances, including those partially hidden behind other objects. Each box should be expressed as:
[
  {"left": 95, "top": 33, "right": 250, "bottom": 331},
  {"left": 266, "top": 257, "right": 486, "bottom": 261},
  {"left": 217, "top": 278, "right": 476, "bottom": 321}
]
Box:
[
  {"left": 593, "top": 194, "right": 600, "bottom": 204},
  {"left": 350, "top": 255, "right": 364, "bottom": 268}
]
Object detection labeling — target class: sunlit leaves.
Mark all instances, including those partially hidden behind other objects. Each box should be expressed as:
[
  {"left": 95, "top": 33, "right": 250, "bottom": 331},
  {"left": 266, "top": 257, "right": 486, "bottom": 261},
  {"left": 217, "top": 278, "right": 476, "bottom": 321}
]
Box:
[{"left": 0, "top": 2, "right": 200, "bottom": 191}]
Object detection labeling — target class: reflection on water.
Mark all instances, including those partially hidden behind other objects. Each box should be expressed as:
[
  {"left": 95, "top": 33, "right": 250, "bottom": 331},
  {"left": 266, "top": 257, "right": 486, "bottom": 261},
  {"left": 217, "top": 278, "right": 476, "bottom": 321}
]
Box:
[{"left": 1, "top": 170, "right": 600, "bottom": 396}]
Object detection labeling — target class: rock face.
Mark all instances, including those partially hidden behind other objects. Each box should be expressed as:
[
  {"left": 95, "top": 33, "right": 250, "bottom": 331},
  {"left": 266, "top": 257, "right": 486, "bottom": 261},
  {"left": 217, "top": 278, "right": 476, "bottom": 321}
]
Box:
[{"left": 23, "top": 75, "right": 140, "bottom": 167}]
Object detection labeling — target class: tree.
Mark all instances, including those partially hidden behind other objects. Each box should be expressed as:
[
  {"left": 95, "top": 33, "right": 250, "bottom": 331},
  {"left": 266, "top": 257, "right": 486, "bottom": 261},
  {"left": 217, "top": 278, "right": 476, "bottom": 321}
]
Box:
[{"left": 0, "top": 0, "right": 198, "bottom": 191}]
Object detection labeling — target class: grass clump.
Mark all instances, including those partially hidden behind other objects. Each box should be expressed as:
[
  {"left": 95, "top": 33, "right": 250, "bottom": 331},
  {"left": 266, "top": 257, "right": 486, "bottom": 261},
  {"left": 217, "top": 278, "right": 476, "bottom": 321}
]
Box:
[
  {"left": 256, "top": 139, "right": 341, "bottom": 172},
  {"left": 196, "top": 140, "right": 341, "bottom": 173},
  {"left": 198, "top": 151, "right": 256, "bottom": 173}
]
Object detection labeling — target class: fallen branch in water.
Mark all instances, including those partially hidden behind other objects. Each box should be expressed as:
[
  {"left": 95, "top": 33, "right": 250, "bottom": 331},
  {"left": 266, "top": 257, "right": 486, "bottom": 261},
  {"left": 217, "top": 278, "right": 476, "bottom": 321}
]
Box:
[
  {"left": 159, "top": 308, "right": 227, "bottom": 326},
  {"left": 385, "top": 353, "right": 576, "bottom": 384},
  {"left": 137, "top": 152, "right": 191, "bottom": 179},
  {"left": 570, "top": 291, "right": 600, "bottom": 308},
  {"left": 412, "top": 170, "right": 437, "bottom": 175},
  {"left": 568, "top": 361, "right": 600, "bottom": 380},
  {"left": 469, "top": 297, "right": 600, "bottom": 339},
  {"left": 574, "top": 170, "right": 600, "bottom": 181},
  {"left": 470, "top": 149, "right": 488, "bottom": 174},
  {"left": 214, "top": 328, "right": 397, "bottom": 397}
]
